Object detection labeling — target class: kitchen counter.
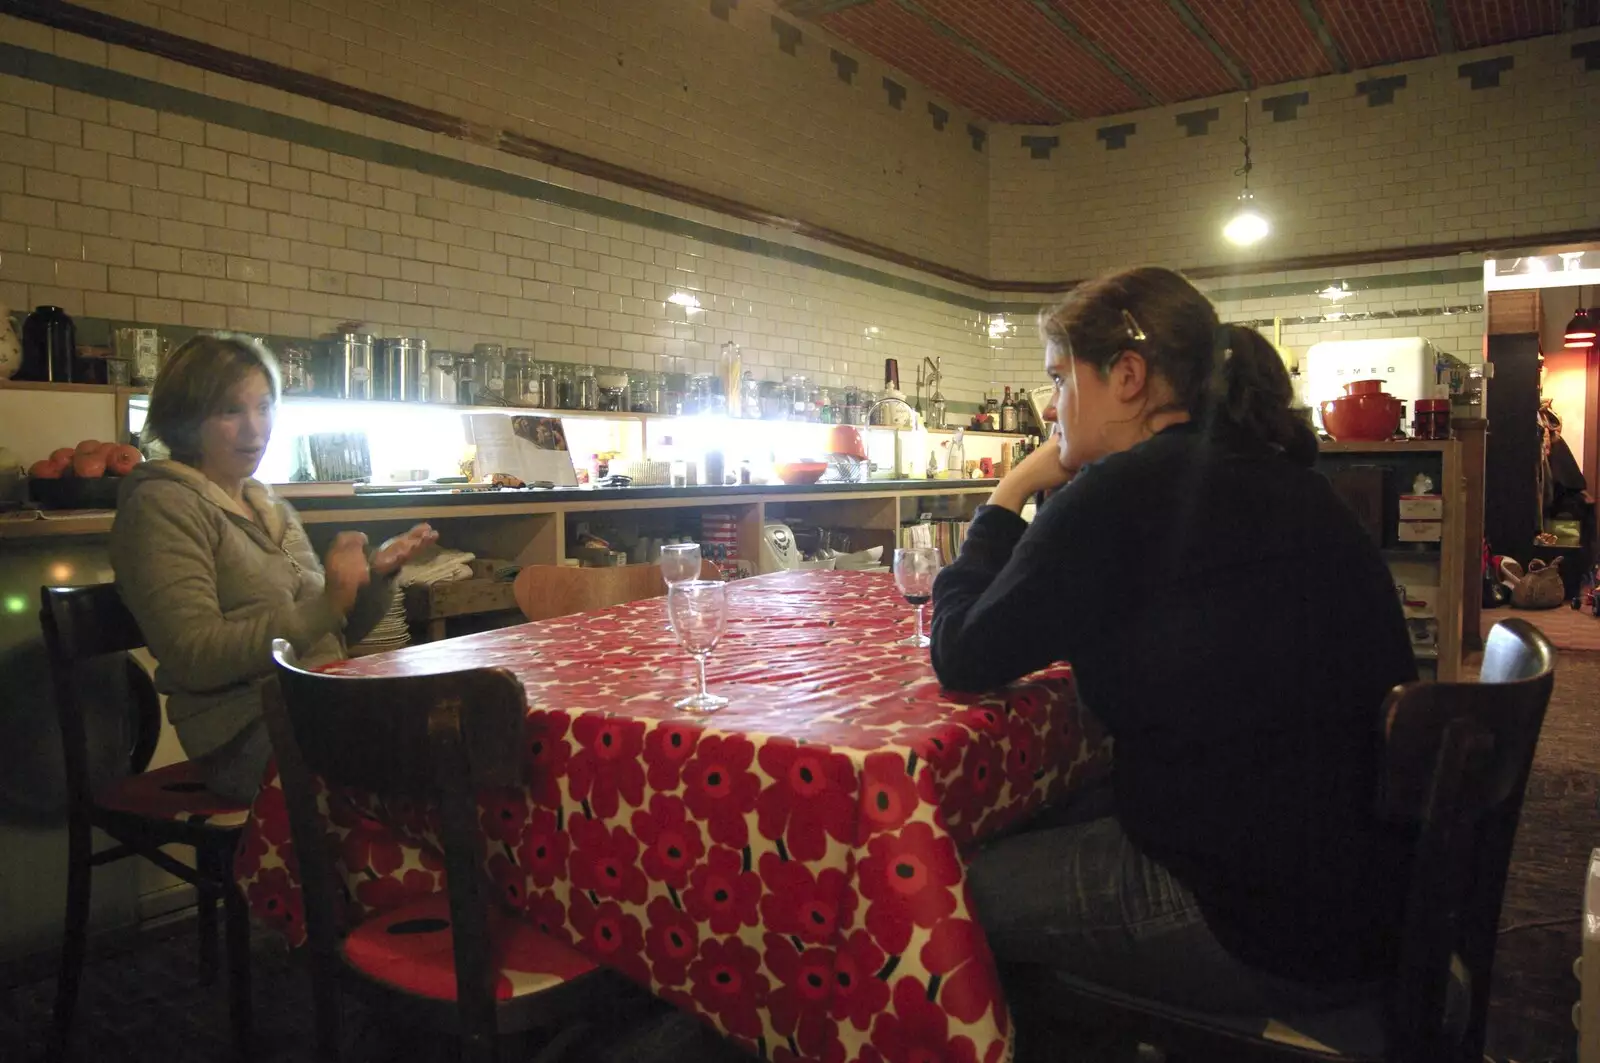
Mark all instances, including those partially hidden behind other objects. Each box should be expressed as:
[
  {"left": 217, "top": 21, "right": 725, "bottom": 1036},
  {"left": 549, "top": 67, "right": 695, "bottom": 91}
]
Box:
[{"left": 0, "top": 478, "right": 999, "bottom": 541}]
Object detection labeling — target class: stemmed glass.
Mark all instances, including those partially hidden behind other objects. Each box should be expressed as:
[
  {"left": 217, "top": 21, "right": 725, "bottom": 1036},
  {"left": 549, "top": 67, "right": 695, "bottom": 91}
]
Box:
[
  {"left": 660, "top": 541, "right": 701, "bottom": 629},
  {"left": 893, "top": 547, "right": 940, "bottom": 648},
  {"left": 667, "top": 579, "right": 730, "bottom": 712}
]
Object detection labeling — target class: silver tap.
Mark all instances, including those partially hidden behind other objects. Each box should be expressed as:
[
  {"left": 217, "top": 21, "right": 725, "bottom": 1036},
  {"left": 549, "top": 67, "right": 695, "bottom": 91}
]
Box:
[{"left": 866, "top": 394, "right": 923, "bottom": 432}]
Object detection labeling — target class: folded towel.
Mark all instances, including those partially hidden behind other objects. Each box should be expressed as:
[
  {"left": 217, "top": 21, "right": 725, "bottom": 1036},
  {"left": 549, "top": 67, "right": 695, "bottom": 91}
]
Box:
[{"left": 397, "top": 549, "right": 476, "bottom": 587}]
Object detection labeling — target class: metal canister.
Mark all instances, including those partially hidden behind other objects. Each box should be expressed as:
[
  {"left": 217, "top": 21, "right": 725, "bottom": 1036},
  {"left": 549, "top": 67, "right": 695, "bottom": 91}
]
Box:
[
  {"left": 322, "top": 332, "right": 373, "bottom": 399},
  {"left": 374, "top": 337, "right": 427, "bottom": 401}
]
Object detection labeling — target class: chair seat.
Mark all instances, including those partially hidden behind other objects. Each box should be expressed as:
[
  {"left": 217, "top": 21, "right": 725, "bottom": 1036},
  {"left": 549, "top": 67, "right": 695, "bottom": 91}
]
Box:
[
  {"left": 343, "top": 894, "right": 598, "bottom": 1002},
  {"left": 93, "top": 761, "right": 251, "bottom": 829}
]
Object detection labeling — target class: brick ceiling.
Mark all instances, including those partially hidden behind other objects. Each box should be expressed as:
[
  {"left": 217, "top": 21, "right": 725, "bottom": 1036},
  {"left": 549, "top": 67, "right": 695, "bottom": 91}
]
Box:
[{"left": 783, "top": 0, "right": 1600, "bottom": 123}]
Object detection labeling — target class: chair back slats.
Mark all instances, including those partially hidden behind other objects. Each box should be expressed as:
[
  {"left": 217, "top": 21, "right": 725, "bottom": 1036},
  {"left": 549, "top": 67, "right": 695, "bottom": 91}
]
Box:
[
  {"left": 267, "top": 640, "right": 526, "bottom": 796},
  {"left": 1379, "top": 618, "right": 1556, "bottom": 1063},
  {"left": 263, "top": 639, "right": 530, "bottom": 1045},
  {"left": 39, "top": 584, "right": 164, "bottom": 790}
]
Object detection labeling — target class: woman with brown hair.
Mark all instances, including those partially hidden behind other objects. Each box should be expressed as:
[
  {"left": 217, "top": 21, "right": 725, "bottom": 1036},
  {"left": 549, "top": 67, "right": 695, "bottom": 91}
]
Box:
[
  {"left": 931, "top": 268, "right": 1416, "bottom": 1038},
  {"left": 110, "top": 334, "right": 436, "bottom": 802}
]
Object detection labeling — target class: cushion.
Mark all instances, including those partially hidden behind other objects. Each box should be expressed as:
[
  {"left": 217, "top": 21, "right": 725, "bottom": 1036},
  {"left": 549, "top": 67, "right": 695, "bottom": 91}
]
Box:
[
  {"left": 94, "top": 761, "right": 251, "bottom": 829},
  {"left": 343, "top": 894, "right": 597, "bottom": 1001}
]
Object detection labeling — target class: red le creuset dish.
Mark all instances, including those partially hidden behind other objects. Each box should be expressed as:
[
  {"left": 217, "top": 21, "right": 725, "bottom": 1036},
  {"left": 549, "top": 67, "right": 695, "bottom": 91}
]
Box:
[{"left": 1320, "top": 380, "right": 1404, "bottom": 442}]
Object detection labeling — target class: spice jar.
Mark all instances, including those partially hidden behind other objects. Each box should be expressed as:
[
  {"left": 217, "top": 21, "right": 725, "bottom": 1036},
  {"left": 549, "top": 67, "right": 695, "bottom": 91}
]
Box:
[
  {"left": 536, "top": 362, "right": 557, "bottom": 409},
  {"left": 473, "top": 343, "right": 505, "bottom": 401},
  {"left": 577, "top": 364, "right": 599, "bottom": 410},
  {"left": 278, "top": 345, "right": 316, "bottom": 395},
  {"left": 506, "top": 348, "right": 534, "bottom": 405},
  {"left": 556, "top": 364, "right": 578, "bottom": 408},
  {"left": 1414, "top": 398, "right": 1451, "bottom": 440},
  {"left": 455, "top": 351, "right": 478, "bottom": 405},
  {"left": 427, "top": 351, "right": 457, "bottom": 404}
]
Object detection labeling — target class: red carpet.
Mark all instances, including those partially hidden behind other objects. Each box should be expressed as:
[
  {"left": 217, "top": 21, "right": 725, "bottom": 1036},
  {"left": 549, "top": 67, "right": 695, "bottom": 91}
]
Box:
[{"left": 1484, "top": 606, "right": 1600, "bottom": 653}]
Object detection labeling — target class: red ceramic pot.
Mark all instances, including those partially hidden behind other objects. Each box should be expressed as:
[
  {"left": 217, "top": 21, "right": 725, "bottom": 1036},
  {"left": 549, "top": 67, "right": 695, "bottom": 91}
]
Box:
[
  {"left": 1344, "top": 379, "right": 1387, "bottom": 395},
  {"left": 1321, "top": 393, "right": 1404, "bottom": 441}
]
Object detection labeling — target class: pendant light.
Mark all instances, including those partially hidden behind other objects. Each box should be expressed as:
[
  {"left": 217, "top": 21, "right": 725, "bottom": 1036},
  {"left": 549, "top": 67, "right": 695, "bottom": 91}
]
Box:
[
  {"left": 1223, "top": 88, "right": 1268, "bottom": 246},
  {"left": 1565, "top": 287, "right": 1595, "bottom": 349}
]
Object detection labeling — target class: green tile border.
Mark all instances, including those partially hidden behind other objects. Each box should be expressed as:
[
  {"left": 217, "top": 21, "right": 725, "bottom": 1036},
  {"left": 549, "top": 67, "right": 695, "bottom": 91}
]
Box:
[{"left": 0, "top": 42, "right": 1486, "bottom": 319}]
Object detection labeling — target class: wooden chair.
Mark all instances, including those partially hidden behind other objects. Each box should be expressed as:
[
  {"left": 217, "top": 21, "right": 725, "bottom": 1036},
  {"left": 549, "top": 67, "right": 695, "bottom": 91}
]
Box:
[
  {"left": 262, "top": 638, "right": 606, "bottom": 1063},
  {"left": 513, "top": 558, "right": 722, "bottom": 622},
  {"left": 1027, "top": 617, "right": 1557, "bottom": 1063},
  {"left": 40, "top": 583, "right": 254, "bottom": 1062}
]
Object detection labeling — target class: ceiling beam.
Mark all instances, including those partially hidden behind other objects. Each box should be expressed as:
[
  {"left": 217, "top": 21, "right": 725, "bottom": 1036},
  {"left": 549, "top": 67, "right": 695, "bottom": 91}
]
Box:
[
  {"left": 1161, "top": 0, "right": 1251, "bottom": 90},
  {"left": 1291, "top": 0, "right": 1349, "bottom": 74},
  {"left": 888, "top": 0, "right": 1077, "bottom": 120},
  {"left": 1022, "top": 0, "right": 1159, "bottom": 108},
  {"left": 1429, "top": 0, "right": 1456, "bottom": 52}
]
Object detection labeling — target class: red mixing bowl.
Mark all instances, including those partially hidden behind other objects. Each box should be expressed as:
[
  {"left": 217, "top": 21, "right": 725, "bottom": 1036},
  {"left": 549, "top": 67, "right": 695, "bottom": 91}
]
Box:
[{"left": 1320, "top": 393, "right": 1403, "bottom": 441}]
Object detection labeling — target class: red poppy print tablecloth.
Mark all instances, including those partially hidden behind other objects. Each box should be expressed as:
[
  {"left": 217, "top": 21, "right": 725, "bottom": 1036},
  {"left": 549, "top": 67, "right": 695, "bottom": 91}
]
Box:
[{"left": 235, "top": 569, "right": 1111, "bottom": 1063}]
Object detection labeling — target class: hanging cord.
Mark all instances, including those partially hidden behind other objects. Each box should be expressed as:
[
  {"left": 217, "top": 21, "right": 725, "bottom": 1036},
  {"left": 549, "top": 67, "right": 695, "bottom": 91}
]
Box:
[{"left": 1235, "top": 92, "right": 1253, "bottom": 186}]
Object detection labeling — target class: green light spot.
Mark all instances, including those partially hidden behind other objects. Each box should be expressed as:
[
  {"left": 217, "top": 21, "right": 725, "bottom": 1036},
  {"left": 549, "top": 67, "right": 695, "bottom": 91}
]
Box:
[{"left": 2, "top": 596, "right": 25, "bottom": 615}]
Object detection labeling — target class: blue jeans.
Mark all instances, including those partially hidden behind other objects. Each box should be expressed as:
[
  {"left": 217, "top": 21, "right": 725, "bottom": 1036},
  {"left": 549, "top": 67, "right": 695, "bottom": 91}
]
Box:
[
  {"left": 966, "top": 796, "right": 1361, "bottom": 1043},
  {"left": 197, "top": 718, "right": 273, "bottom": 804}
]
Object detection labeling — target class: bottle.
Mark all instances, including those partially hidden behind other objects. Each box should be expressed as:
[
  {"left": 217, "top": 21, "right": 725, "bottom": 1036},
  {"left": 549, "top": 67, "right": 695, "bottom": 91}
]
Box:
[
  {"left": 947, "top": 427, "right": 966, "bottom": 478},
  {"left": 19, "top": 306, "right": 76, "bottom": 382},
  {"left": 721, "top": 342, "right": 742, "bottom": 418},
  {"left": 704, "top": 448, "right": 725, "bottom": 486},
  {"left": 1000, "top": 387, "right": 1019, "bottom": 433}
]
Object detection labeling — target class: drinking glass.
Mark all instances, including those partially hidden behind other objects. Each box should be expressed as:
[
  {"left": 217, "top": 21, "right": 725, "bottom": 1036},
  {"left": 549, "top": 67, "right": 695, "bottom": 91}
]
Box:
[
  {"left": 893, "top": 547, "right": 940, "bottom": 648},
  {"left": 668, "top": 580, "right": 730, "bottom": 712},
  {"left": 660, "top": 541, "right": 702, "bottom": 586},
  {"left": 660, "top": 541, "right": 701, "bottom": 630}
]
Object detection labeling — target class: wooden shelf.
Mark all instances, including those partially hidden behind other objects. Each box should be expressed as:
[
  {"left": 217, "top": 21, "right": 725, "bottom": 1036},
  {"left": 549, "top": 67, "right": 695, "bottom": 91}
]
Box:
[
  {"left": 1318, "top": 439, "right": 1454, "bottom": 453},
  {"left": 0, "top": 380, "right": 149, "bottom": 396},
  {"left": 0, "top": 512, "right": 115, "bottom": 539}
]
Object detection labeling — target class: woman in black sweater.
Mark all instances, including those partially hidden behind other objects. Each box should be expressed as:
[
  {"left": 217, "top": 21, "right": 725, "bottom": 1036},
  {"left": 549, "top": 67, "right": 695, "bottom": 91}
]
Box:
[{"left": 932, "top": 267, "right": 1416, "bottom": 1029}]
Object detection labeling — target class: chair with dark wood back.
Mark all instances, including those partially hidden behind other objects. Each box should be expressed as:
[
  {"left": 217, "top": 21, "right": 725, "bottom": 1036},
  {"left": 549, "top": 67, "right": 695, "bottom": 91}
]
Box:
[
  {"left": 262, "top": 638, "right": 604, "bottom": 1063},
  {"left": 40, "top": 583, "right": 253, "bottom": 1062},
  {"left": 1029, "top": 618, "right": 1557, "bottom": 1063}
]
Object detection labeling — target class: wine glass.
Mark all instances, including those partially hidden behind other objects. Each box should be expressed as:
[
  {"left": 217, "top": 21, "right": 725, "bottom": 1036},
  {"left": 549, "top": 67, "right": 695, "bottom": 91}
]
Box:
[
  {"left": 660, "top": 542, "right": 701, "bottom": 586},
  {"left": 668, "top": 579, "right": 730, "bottom": 712},
  {"left": 893, "top": 547, "right": 940, "bottom": 648},
  {"left": 660, "top": 541, "right": 701, "bottom": 630}
]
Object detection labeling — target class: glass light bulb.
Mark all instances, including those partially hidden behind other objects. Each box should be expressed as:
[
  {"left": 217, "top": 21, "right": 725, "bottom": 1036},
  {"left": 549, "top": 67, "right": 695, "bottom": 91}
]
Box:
[{"left": 1224, "top": 204, "right": 1269, "bottom": 246}]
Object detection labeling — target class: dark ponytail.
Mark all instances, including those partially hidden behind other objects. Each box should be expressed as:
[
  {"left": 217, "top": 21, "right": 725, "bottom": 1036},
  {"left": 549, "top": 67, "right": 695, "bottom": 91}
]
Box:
[
  {"left": 1212, "top": 324, "right": 1319, "bottom": 467},
  {"left": 1039, "top": 266, "right": 1316, "bottom": 466}
]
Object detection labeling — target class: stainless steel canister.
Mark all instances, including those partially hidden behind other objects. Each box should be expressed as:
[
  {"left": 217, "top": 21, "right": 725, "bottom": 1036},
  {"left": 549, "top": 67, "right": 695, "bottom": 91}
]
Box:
[
  {"left": 374, "top": 337, "right": 427, "bottom": 401},
  {"left": 322, "top": 332, "right": 373, "bottom": 399}
]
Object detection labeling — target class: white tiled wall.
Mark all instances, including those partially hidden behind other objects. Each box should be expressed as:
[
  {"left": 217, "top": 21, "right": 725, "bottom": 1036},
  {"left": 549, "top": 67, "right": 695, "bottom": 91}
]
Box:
[
  {"left": 988, "top": 32, "right": 1600, "bottom": 284},
  {"left": 45, "top": 0, "right": 992, "bottom": 277},
  {"left": 0, "top": 11, "right": 1005, "bottom": 404}
]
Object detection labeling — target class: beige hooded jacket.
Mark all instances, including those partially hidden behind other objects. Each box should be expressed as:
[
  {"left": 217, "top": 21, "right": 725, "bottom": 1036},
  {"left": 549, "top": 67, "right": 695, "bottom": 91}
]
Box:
[{"left": 109, "top": 460, "right": 395, "bottom": 761}]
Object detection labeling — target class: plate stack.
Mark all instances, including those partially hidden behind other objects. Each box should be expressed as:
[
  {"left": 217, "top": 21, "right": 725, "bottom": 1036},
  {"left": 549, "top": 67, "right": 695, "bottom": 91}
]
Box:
[{"left": 351, "top": 596, "right": 411, "bottom": 656}]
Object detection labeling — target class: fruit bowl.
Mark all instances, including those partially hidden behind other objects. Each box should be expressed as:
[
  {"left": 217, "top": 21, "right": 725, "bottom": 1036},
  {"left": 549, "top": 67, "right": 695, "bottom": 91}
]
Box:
[
  {"left": 1320, "top": 393, "right": 1403, "bottom": 442},
  {"left": 774, "top": 461, "right": 828, "bottom": 486},
  {"left": 29, "top": 475, "right": 124, "bottom": 510}
]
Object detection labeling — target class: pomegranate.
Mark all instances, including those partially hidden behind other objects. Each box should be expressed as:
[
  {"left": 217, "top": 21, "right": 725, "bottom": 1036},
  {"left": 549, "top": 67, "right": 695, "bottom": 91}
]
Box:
[
  {"left": 30, "top": 458, "right": 67, "bottom": 479},
  {"left": 75, "top": 439, "right": 103, "bottom": 456},
  {"left": 50, "top": 447, "right": 75, "bottom": 465},
  {"left": 72, "top": 452, "right": 107, "bottom": 478},
  {"left": 107, "top": 444, "right": 143, "bottom": 476}
]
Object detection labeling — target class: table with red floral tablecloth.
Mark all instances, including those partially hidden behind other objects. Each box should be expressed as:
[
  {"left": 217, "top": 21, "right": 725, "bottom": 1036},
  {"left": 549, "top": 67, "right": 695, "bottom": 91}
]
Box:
[{"left": 236, "top": 569, "right": 1111, "bottom": 1063}]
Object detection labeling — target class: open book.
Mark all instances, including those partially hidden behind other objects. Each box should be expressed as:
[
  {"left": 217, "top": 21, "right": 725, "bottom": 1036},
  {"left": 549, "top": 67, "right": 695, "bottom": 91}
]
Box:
[{"left": 465, "top": 413, "right": 579, "bottom": 487}]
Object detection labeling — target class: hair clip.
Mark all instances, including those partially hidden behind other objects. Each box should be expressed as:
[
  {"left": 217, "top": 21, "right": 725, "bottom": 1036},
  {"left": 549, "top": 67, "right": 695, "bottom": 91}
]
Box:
[{"left": 1120, "top": 309, "right": 1147, "bottom": 343}]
